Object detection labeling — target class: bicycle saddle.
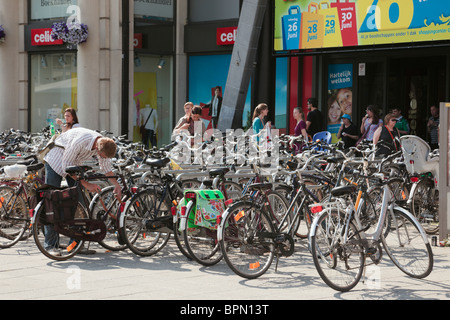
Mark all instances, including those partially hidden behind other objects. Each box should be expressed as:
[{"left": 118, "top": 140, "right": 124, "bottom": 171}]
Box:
[
  {"left": 145, "top": 157, "right": 170, "bottom": 168},
  {"left": 65, "top": 166, "right": 92, "bottom": 175},
  {"left": 202, "top": 180, "right": 213, "bottom": 188},
  {"left": 26, "top": 163, "right": 44, "bottom": 172},
  {"left": 248, "top": 183, "right": 273, "bottom": 191},
  {"left": 209, "top": 168, "right": 230, "bottom": 178},
  {"left": 330, "top": 185, "right": 357, "bottom": 197},
  {"left": 326, "top": 157, "right": 345, "bottom": 164}
]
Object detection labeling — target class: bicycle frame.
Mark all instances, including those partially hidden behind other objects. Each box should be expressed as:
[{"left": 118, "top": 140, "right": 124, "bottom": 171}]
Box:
[{"left": 275, "top": 175, "right": 323, "bottom": 236}]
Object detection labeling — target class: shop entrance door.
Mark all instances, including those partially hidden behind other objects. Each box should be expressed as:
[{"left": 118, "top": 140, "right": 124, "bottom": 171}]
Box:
[{"left": 388, "top": 56, "right": 446, "bottom": 143}]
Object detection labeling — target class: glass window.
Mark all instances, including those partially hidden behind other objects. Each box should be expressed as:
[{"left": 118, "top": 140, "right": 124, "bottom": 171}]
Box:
[
  {"left": 30, "top": 53, "right": 78, "bottom": 132},
  {"left": 275, "top": 57, "right": 288, "bottom": 131},
  {"left": 133, "top": 54, "right": 173, "bottom": 148},
  {"left": 189, "top": 0, "right": 239, "bottom": 22},
  {"left": 30, "top": 0, "right": 79, "bottom": 21},
  {"left": 188, "top": 54, "right": 251, "bottom": 129},
  {"left": 134, "top": 0, "right": 174, "bottom": 21}
]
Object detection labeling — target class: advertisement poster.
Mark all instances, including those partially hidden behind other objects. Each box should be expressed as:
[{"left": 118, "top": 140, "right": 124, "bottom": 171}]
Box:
[
  {"left": 274, "top": 0, "right": 450, "bottom": 52},
  {"left": 327, "top": 64, "right": 353, "bottom": 143},
  {"left": 188, "top": 54, "right": 252, "bottom": 129},
  {"left": 133, "top": 72, "right": 158, "bottom": 143}
]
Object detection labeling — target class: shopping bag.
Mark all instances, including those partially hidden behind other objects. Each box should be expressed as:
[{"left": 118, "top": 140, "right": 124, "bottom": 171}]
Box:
[
  {"left": 331, "top": 0, "right": 358, "bottom": 47},
  {"left": 300, "top": 2, "right": 325, "bottom": 49},
  {"left": 319, "top": 1, "right": 343, "bottom": 48},
  {"left": 282, "top": 6, "right": 302, "bottom": 50}
]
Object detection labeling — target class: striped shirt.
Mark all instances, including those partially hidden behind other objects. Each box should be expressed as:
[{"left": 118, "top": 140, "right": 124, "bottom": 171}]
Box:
[{"left": 44, "top": 127, "right": 113, "bottom": 177}]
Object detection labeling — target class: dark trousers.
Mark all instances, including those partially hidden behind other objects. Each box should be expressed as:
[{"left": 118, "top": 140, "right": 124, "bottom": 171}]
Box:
[
  {"left": 211, "top": 117, "right": 218, "bottom": 129},
  {"left": 142, "top": 129, "right": 157, "bottom": 148}
]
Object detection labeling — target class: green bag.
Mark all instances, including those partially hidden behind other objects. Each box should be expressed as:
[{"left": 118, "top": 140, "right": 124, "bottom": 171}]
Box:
[{"left": 181, "top": 189, "right": 226, "bottom": 230}]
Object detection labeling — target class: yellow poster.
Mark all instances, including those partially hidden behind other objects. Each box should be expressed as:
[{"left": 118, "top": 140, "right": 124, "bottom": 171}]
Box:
[
  {"left": 133, "top": 72, "right": 157, "bottom": 142},
  {"left": 71, "top": 72, "right": 78, "bottom": 111}
]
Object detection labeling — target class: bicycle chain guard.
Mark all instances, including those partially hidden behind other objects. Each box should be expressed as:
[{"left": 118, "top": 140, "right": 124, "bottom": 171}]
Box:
[{"left": 276, "top": 233, "right": 295, "bottom": 257}]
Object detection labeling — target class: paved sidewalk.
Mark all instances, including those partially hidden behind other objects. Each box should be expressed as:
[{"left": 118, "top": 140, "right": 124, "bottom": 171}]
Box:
[{"left": 0, "top": 237, "right": 449, "bottom": 302}]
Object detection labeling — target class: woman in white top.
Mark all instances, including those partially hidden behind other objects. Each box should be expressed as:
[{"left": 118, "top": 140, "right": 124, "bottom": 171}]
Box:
[
  {"left": 360, "top": 105, "right": 383, "bottom": 141},
  {"left": 56, "top": 108, "right": 80, "bottom": 133}
]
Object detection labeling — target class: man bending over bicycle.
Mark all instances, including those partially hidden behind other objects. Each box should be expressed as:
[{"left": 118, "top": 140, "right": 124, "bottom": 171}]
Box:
[{"left": 43, "top": 127, "right": 121, "bottom": 255}]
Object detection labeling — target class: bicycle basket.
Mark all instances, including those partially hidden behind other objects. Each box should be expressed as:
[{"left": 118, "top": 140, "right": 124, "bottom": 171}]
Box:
[{"left": 183, "top": 189, "right": 226, "bottom": 230}]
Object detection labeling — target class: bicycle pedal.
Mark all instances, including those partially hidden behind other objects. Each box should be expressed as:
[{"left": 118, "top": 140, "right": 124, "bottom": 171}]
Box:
[{"left": 365, "top": 247, "right": 377, "bottom": 255}]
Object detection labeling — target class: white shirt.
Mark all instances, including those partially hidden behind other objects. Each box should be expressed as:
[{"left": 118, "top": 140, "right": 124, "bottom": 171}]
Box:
[
  {"left": 140, "top": 108, "right": 158, "bottom": 131},
  {"left": 44, "top": 127, "right": 113, "bottom": 177},
  {"left": 211, "top": 96, "right": 219, "bottom": 117}
]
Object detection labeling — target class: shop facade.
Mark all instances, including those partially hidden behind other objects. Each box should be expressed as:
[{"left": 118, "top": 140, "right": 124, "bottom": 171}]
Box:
[
  {"left": 2, "top": 0, "right": 449, "bottom": 148},
  {"left": 274, "top": 0, "right": 450, "bottom": 145},
  {"left": 1, "top": 0, "right": 176, "bottom": 146}
]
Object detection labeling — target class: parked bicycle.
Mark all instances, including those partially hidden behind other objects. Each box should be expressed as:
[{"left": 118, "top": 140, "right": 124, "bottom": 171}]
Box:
[
  {"left": 217, "top": 169, "right": 324, "bottom": 279},
  {"left": 0, "top": 160, "right": 44, "bottom": 248},
  {"left": 309, "top": 154, "right": 433, "bottom": 292},
  {"left": 32, "top": 165, "right": 123, "bottom": 261}
]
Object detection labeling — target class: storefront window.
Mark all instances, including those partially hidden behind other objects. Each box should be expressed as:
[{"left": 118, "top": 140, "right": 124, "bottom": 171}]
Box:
[
  {"left": 275, "top": 57, "right": 288, "bottom": 131},
  {"left": 134, "top": 0, "right": 174, "bottom": 21},
  {"left": 30, "top": 0, "right": 78, "bottom": 21},
  {"left": 30, "top": 53, "right": 78, "bottom": 132},
  {"left": 133, "top": 54, "right": 173, "bottom": 148},
  {"left": 188, "top": 54, "right": 251, "bottom": 130},
  {"left": 189, "top": 0, "right": 239, "bottom": 22}
]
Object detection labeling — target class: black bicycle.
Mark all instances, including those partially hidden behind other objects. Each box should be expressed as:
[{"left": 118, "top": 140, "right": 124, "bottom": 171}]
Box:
[
  {"left": 217, "top": 170, "right": 324, "bottom": 279},
  {"left": 32, "top": 165, "right": 126, "bottom": 261}
]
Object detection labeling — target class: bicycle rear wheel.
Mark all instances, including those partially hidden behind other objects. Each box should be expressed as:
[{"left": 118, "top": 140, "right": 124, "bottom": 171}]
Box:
[
  {"left": 0, "top": 186, "right": 29, "bottom": 248},
  {"left": 310, "top": 209, "right": 365, "bottom": 292},
  {"left": 382, "top": 207, "right": 433, "bottom": 279},
  {"left": 218, "top": 201, "right": 275, "bottom": 279},
  {"left": 120, "top": 188, "right": 171, "bottom": 257},
  {"left": 32, "top": 201, "right": 86, "bottom": 261}
]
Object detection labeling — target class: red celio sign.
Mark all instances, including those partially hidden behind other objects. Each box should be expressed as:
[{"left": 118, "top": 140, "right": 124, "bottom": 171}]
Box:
[
  {"left": 216, "top": 27, "right": 238, "bottom": 46},
  {"left": 31, "top": 28, "right": 63, "bottom": 46}
]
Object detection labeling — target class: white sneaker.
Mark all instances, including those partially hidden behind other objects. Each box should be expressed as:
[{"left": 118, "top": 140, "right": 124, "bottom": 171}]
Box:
[{"left": 48, "top": 249, "right": 62, "bottom": 257}]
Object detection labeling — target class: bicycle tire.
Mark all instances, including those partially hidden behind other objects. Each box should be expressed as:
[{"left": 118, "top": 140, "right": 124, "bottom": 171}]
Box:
[
  {"left": 0, "top": 186, "right": 29, "bottom": 248},
  {"left": 410, "top": 178, "right": 439, "bottom": 235},
  {"left": 182, "top": 199, "right": 222, "bottom": 266},
  {"left": 89, "top": 186, "right": 127, "bottom": 251},
  {"left": 32, "top": 200, "right": 86, "bottom": 261},
  {"left": 173, "top": 215, "right": 192, "bottom": 260},
  {"left": 265, "top": 190, "right": 290, "bottom": 232},
  {"left": 310, "top": 208, "right": 365, "bottom": 292},
  {"left": 381, "top": 207, "right": 433, "bottom": 279},
  {"left": 218, "top": 201, "right": 275, "bottom": 279},
  {"left": 223, "top": 181, "right": 243, "bottom": 200},
  {"left": 119, "top": 188, "right": 171, "bottom": 257}
]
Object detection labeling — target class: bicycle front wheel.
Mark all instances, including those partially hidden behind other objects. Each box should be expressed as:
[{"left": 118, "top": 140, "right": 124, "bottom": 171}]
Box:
[
  {"left": 0, "top": 186, "right": 29, "bottom": 249},
  {"left": 120, "top": 188, "right": 171, "bottom": 257},
  {"left": 90, "top": 186, "right": 126, "bottom": 251},
  {"left": 310, "top": 209, "right": 365, "bottom": 292},
  {"left": 382, "top": 207, "right": 433, "bottom": 279},
  {"left": 32, "top": 201, "right": 86, "bottom": 261},
  {"left": 218, "top": 201, "right": 275, "bottom": 279}
]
